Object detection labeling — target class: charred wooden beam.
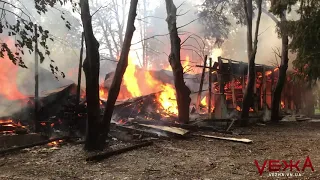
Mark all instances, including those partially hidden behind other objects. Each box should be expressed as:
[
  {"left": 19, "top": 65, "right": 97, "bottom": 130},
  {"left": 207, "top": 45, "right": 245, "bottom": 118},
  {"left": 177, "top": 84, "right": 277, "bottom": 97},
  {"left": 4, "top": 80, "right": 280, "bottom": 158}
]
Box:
[
  {"left": 196, "top": 55, "right": 208, "bottom": 112},
  {"left": 76, "top": 32, "right": 85, "bottom": 105},
  {"left": 208, "top": 58, "right": 212, "bottom": 114},
  {"left": 262, "top": 66, "right": 267, "bottom": 108},
  {"left": 0, "top": 136, "right": 69, "bottom": 155},
  {"left": 228, "top": 60, "right": 236, "bottom": 108},
  {"left": 218, "top": 56, "right": 224, "bottom": 94},
  {"left": 115, "top": 124, "right": 163, "bottom": 138},
  {"left": 86, "top": 141, "right": 153, "bottom": 162}
]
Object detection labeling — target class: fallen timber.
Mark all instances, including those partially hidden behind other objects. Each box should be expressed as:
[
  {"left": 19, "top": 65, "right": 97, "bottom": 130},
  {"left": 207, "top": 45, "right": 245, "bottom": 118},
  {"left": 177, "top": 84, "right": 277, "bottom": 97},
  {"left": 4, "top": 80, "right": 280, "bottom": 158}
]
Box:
[
  {"left": 114, "top": 124, "right": 166, "bottom": 138},
  {"left": 0, "top": 136, "right": 69, "bottom": 155},
  {"left": 137, "top": 124, "right": 189, "bottom": 136},
  {"left": 194, "top": 134, "right": 253, "bottom": 144},
  {"left": 132, "top": 118, "right": 233, "bottom": 134},
  {"left": 86, "top": 141, "right": 153, "bottom": 162}
]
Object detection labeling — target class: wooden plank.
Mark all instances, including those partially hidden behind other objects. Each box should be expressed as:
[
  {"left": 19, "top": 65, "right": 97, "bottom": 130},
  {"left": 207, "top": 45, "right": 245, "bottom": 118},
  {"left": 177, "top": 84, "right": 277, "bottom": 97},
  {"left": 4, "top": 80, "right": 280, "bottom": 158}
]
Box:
[
  {"left": 138, "top": 124, "right": 189, "bottom": 136},
  {"left": 0, "top": 136, "right": 69, "bottom": 155},
  {"left": 196, "top": 55, "right": 208, "bottom": 112},
  {"left": 115, "top": 125, "right": 164, "bottom": 138},
  {"left": 228, "top": 59, "right": 236, "bottom": 108},
  {"left": 262, "top": 66, "right": 267, "bottom": 108},
  {"left": 195, "top": 134, "right": 253, "bottom": 144}
]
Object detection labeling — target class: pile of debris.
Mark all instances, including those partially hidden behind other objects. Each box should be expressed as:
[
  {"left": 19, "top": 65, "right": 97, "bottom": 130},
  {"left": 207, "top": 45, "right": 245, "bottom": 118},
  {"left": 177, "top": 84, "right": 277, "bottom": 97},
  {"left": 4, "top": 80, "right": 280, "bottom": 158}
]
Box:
[{"left": 0, "top": 118, "right": 28, "bottom": 135}]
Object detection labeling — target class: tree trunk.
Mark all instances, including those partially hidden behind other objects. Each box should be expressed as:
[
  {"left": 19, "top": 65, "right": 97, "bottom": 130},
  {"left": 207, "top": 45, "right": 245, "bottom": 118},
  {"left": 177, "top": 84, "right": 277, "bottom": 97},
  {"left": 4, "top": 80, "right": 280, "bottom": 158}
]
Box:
[
  {"left": 165, "top": 0, "right": 191, "bottom": 124},
  {"left": 271, "top": 11, "right": 289, "bottom": 122},
  {"left": 80, "top": 0, "right": 104, "bottom": 151},
  {"left": 102, "top": 0, "right": 139, "bottom": 138},
  {"left": 241, "top": 0, "right": 262, "bottom": 125}
]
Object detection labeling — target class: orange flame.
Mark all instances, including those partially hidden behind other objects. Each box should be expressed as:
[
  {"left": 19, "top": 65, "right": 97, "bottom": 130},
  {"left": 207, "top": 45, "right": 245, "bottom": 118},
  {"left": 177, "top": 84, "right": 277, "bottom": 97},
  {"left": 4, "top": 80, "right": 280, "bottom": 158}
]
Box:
[
  {"left": 0, "top": 40, "right": 26, "bottom": 100},
  {"left": 47, "top": 140, "right": 63, "bottom": 147},
  {"left": 281, "top": 101, "right": 285, "bottom": 109},
  {"left": 158, "top": 84, "right": 178, "bottom": 115},
  {"left": 99, "top": 86, "right": 108, "bottom": 100},
  {"left": 123, "top": 57, "right": 141, "bottom": 97}
]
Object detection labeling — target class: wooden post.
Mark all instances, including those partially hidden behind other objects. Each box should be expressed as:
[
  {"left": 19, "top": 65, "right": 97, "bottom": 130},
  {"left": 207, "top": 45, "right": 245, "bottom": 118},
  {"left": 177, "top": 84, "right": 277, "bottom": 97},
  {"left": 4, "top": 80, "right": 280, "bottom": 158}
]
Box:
[
  {"left": 76, "top": 32, "right": 85, "bottom": 105},
  {"left": 218, "top": 56, "right": 224, "bottom": 94},
  {"left": 271, "top": 70, "right": 275, "bottom": 106},
  {"left": 228, "top": 60, "right": 236, "bottom": 108},
  {"left": 34, "top": 24, "right": 40, "bottom": 132},
  {"left": 240, "top": 62, "right": 245, "bottom": 94},
  {"left": 262, "top": 66, "right": 267, "bottom": 108},
  {"left": 208, "top": 58, "right": 212, "bottom": 114},
  {"left": 196, "top": 55, "right": 208, "bottom": 112}
]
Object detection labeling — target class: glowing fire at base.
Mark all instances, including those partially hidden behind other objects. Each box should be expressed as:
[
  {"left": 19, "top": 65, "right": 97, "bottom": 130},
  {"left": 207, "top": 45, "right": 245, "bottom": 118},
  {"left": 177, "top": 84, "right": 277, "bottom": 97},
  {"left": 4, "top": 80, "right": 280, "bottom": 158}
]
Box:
[
  {"left": 99, "top": 86, "right": 108, "bottom": 100},
  {"left": 47, "top": 140, "right": 63, "bottom": 147},
  {"left": 158, "top": 84, "right": 178, "bottom": 115},
  {"left": 201, "top": 96, "right": 207, "bottom": 106},
  {"left": 281, "top": 101, "right": 285, "bottom": 109}
]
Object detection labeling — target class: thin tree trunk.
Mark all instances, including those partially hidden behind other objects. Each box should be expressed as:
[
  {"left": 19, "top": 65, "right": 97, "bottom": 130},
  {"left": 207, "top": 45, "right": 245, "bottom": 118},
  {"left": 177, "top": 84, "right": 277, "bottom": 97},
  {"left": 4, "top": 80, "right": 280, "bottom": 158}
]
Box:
[
  {"left": 165, "top": 0, "right": 191, "bottom": 124},
  {"left": 97, "top": 16, "right": 115, "bottom": 60},
  {"left": 80, "top": 0, "right": 104, "bottom": 151},
  {"left": 241, "top": 0, "right": 262, "bottom": 125},
  {"left": 271, "top": 11, "right": 289, "bottom": 122},
  {"left": 102, "top": 0, "right": 139, "bottom": 138}
]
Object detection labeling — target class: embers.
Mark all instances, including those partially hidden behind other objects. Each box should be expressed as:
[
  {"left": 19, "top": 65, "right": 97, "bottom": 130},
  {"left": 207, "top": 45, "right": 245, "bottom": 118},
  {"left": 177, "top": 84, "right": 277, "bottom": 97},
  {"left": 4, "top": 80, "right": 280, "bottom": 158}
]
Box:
[{"left": 0, "top": 118, "right": 28, "bottom": 135}]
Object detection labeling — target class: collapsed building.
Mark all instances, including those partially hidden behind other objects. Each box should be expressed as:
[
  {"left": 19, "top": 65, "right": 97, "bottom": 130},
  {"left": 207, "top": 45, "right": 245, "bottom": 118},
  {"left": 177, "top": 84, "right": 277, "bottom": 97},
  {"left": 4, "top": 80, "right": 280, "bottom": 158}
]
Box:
[{"left": 196, "top": 56, "right": 306, "bottom": 119}]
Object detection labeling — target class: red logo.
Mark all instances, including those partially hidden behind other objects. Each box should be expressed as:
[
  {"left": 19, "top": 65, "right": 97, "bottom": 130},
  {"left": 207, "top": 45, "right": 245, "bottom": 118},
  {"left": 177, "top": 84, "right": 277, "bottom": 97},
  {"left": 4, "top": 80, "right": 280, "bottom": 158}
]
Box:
[{"left": 254, "top": 156, "right": 314, "bottom": 176}]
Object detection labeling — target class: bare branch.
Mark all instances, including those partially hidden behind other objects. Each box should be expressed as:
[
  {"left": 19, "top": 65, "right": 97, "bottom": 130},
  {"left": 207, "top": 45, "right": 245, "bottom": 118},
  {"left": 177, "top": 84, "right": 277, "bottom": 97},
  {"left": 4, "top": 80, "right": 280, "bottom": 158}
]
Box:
[
  {"left": 92, "top": 4, "right": 111, "bottom": 17},
  {"left": 177, "top": 18, "right": 199, "bottom": 29}
]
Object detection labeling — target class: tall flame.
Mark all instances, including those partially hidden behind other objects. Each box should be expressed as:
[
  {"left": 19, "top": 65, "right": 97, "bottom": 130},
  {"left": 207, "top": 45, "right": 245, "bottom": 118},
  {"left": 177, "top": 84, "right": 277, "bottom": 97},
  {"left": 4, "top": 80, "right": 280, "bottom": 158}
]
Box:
[
  {"left": 158, "top": 84, "right": 178, "bottom": 115},
  {"left": 0, "top": 40, "right": 26, "bottom": 100},
  {"left": 201, "top": 96, "right": 207, "bottom": 106},
  {"left": 123, "top": 56, "right": 141, "bottom": 97},
  {"left": 99, "top": 86, "right": 108, "bottom": 100}
]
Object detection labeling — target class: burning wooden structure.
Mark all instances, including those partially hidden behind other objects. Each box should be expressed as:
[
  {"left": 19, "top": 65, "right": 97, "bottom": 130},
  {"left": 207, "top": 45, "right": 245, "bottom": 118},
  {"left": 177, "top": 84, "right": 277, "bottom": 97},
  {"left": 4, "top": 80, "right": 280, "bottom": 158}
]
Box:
[{"left": 197, "top": 56, "right": 297, "bottom": 118}]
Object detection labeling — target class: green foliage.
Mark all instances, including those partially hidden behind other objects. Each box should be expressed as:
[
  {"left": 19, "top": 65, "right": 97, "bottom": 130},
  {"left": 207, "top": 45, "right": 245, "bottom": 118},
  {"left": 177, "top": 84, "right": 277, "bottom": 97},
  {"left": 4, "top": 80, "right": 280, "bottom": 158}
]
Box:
[
  {"left": 269, "top": 0, "right": 297, "bottom": 15},
  {"left": 287, "top": 0, "right": 320, "bottom": 80},
  {"left": 0, "top": 0, "right": 78, "bottom": 79},
  {"left": 197, "top": 0, "right": 260, "bottom": 44}
]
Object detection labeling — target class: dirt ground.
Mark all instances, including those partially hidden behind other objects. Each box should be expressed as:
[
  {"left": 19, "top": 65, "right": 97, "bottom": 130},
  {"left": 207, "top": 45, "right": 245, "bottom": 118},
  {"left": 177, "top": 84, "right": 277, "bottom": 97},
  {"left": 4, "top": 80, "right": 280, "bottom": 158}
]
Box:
[{"left": 0, "top": 121, "right": 320, "bottom": 180}]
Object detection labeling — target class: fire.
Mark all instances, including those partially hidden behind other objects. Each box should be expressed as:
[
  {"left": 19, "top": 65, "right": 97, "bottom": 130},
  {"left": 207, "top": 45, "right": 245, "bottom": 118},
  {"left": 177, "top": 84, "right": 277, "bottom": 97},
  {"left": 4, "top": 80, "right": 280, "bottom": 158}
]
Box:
[
  {"left": 158, "top": 84, "right": 178, "bottom": 115},
  {"left": 123, "top": 56, "right": 141, "bottom": 97},
  {"left": 265, "top": 71, "right": 272, "bottom": 76},
  {"left": 0, "top": 119, "right": 27, "bottom": 134},
  {"left": 182, "top": 56, "right": 190, "bottom": 69},
  {"left": 122, "top": 56, "right": 180, "bottom": 116},
  {"left": 165, "top": 55, "right": 191, "bottom": 73},
  {"left": 235, "top": 106, "right": 253, "bottom": 112},
  {"left": 0, "top": 49, "right": 26, "bottom": 100},
  {"left": 281, "top": 101, "right": 285, "bottom": 109},
  {"left": 99, "top": 86, "right": 108, "bottom": 100},
  {"left": 47, "top": 139, "right": 63, "bottom": 147},
  {"left": 201, "top": 96, "right": 207, "bottom": 106}
]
